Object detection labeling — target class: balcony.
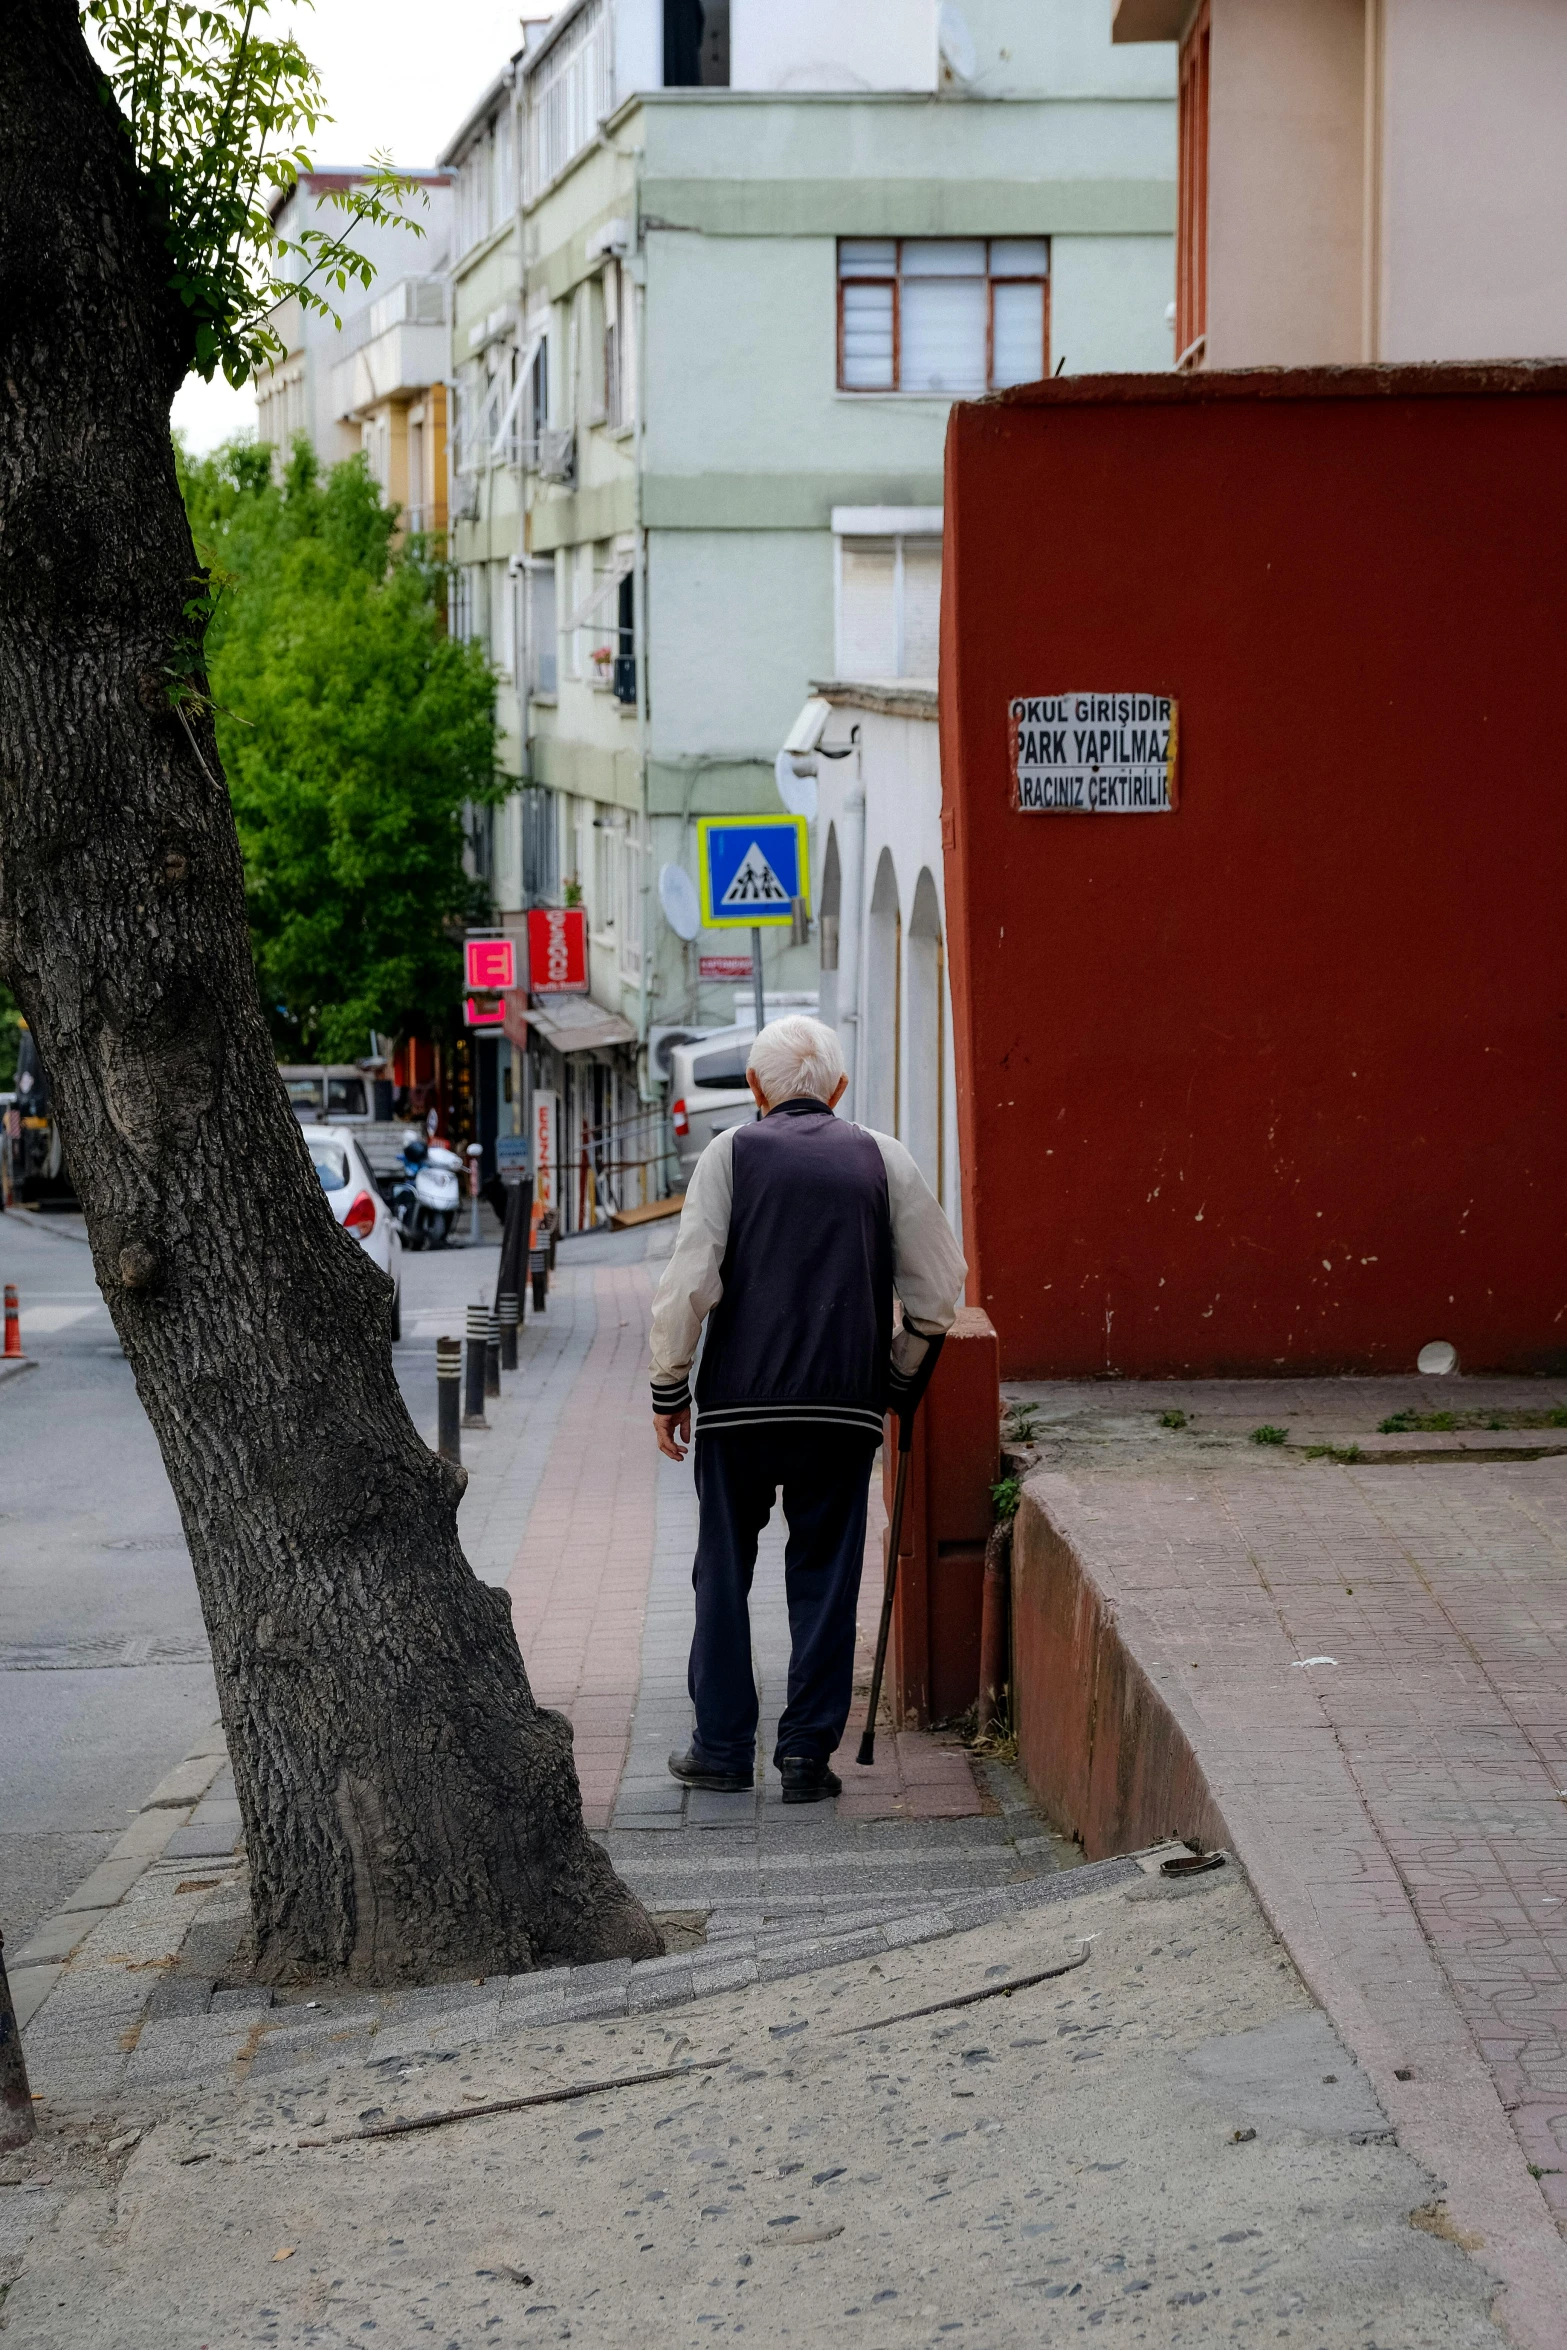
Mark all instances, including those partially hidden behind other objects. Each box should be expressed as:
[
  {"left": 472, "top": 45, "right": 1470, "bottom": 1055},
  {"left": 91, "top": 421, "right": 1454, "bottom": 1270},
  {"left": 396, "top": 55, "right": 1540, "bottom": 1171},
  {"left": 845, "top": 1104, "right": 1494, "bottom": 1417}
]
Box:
[{"left": 331, "top": 277, "right": 449, "bottom": 419}]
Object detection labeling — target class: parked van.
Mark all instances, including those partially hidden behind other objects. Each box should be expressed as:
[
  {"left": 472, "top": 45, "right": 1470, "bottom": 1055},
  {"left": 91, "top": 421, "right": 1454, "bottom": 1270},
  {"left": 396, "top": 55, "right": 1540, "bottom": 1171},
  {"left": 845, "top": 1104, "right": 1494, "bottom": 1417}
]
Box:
[
  {"left": 667, "top": 1027, "right": 757, "bottom": 1183},
  {"left": 278, "top": 1065, "right": 379, "bottom": 1126}
]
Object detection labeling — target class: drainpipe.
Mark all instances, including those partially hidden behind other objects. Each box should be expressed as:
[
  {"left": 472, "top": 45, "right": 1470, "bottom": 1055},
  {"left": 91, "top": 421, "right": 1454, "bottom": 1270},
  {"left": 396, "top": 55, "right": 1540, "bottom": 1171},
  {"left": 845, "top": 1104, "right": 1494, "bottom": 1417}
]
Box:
[
  {"left": 633, "top": 180, "right": 653, "bottom": 1109},
  {"left": 838, "top": 749, "right": 868, "bottom": 1122}
]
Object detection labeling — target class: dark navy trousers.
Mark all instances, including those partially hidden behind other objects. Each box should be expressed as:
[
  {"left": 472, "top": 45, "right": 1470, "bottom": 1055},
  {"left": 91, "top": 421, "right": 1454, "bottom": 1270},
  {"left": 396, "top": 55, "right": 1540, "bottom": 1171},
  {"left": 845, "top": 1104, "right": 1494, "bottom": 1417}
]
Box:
[{"left": 688, "top": 1426, "right": 879, "bottom": 1776}]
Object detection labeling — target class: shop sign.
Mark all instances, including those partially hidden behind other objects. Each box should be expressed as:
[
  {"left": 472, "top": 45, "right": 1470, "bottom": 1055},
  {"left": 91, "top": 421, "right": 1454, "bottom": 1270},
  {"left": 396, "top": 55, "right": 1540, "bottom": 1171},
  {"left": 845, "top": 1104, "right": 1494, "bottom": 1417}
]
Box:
[
  {"left": 463, "top": 934, "right": 514, "bottom": 1027},
  {"left": 700, "top": 955, "right": 753, "bottom": 980},
  {"left": 527, "top": 906, "right": 589, "bottom": 994},
  {"left": 465, "top": 937, "right": 517, "bottom": 990},
  {"left": 1010, "top": 694, "right": 1178, "bottom": 813},
  {"left": 533, "top": 1089, "right": 559, "bottom": 1215}
]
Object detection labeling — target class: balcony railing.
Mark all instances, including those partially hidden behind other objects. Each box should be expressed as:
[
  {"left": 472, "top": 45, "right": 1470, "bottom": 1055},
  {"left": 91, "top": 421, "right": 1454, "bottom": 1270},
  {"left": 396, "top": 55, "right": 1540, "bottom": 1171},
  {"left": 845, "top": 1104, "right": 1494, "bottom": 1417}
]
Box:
[{"left": 340, "top": 275, "right": 446, "bottom": 357}]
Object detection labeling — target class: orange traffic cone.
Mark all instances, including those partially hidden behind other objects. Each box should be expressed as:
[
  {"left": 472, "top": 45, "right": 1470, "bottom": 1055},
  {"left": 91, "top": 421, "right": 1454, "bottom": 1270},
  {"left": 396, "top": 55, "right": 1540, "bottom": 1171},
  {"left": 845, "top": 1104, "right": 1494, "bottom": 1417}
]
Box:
[{"left": 3, "top": 1285, "right": 20, "bottom": 1359}]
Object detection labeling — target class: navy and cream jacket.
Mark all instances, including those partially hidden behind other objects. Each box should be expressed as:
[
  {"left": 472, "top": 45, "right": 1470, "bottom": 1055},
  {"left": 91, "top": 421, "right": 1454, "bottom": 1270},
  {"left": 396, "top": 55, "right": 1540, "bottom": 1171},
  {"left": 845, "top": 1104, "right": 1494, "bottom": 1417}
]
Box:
[{"left": 649, "top": 1098, "right": 967, "bottom": 1440}]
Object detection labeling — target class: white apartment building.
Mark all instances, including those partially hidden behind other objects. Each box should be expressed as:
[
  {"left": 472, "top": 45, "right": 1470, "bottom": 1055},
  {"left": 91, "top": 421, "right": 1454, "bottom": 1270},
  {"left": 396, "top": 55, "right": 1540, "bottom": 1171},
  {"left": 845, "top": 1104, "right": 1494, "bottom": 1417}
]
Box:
[
  {"left": 443, "top": 0, "right": 1176, "bottom": 1217},
  {"left": 254, "top": 169, "right": 453, "bottom": 510}
]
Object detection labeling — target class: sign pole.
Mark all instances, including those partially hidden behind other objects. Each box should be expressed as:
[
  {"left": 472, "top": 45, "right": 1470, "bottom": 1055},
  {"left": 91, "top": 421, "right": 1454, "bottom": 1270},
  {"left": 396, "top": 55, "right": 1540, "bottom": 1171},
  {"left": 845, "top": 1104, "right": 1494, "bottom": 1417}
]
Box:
[{"left": 751, "top": 924, "right": 765, "bottom": 1041}]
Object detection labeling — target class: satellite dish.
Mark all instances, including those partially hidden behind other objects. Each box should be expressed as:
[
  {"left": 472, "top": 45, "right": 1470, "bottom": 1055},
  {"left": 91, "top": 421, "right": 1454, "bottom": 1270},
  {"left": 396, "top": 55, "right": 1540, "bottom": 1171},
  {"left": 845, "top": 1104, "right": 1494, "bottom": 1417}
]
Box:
[
  {"left": 937, "top": 1, "right": 977, "bottom": 84},
  {"left": 774, "top": 748, "right": 819, "bottom": 824},
  {"left": 658, "top": 862, "right": 701, "bottom": 942}
]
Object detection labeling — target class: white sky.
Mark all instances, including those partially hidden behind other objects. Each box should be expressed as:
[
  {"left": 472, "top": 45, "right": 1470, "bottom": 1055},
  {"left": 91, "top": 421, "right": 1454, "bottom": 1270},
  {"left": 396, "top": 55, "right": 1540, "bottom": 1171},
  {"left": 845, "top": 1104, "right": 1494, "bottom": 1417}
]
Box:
[{"left": 171, "top": 0, "right": 546, "bottom": 451}]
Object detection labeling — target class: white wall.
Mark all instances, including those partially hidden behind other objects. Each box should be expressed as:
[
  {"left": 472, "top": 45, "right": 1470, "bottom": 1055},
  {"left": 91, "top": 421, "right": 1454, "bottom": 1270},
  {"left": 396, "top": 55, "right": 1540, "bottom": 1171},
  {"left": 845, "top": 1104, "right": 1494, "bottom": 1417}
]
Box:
[
  {"left": 962, "top": 0, "right": 1176, "bottom": 98},
  {"left": 1206, "top": 0, "right": 1365, "bottom": 370},
  {"left": 731, "top": 0, "right": 936, "bottom": 93},
  {"left": 1380, "top": 0, "right": 1567, "bottom": 362},
  {"left": 648, "top": 529, "right": 834, "bottom": 761},
  {"left": 612, "top": 0, "right": 663, "bottom": 97},
  {"left": 1051, "top": 234, "right": 1175, "bottom": 373},
  {"left": 814, "top": 702, "right": 961, "bottom": 1226}
]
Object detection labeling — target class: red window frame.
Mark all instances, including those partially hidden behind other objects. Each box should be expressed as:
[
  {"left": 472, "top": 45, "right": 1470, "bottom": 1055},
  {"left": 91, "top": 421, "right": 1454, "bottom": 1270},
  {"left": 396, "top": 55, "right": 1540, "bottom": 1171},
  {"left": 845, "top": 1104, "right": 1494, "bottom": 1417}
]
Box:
[
  {"left": 1176, "top": 0, "right": 1211, "bottom": 368},
  {"left": 836, "top": 241, "right": 1050, "bottom": 393}
]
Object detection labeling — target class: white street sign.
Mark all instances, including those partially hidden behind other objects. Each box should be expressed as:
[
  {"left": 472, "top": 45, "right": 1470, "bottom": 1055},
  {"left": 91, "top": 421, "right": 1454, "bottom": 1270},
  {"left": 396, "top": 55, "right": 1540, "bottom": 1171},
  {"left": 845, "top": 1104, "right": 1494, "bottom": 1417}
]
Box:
[{"left": 1010, "top": 694, "right": 1178, "bottom": 813}]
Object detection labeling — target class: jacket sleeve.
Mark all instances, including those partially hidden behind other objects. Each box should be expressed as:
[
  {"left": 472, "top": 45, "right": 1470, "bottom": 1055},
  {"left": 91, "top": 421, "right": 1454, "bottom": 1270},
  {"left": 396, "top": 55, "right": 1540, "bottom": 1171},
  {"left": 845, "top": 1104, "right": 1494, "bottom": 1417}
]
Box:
[
  {"left": 648, "top": 1128, "right": 735, "bottom": 1414},
  {"left": 868, "top": 1130, "right": 969, "bottom": 1405}
]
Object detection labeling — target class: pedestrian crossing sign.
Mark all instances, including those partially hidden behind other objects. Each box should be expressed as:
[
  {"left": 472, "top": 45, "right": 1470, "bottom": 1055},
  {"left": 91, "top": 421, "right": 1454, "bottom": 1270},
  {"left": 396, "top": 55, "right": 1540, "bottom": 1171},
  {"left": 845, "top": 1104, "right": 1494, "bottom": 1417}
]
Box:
[{"left": 696, "top": 815, "right": 810, "bottom": 930}]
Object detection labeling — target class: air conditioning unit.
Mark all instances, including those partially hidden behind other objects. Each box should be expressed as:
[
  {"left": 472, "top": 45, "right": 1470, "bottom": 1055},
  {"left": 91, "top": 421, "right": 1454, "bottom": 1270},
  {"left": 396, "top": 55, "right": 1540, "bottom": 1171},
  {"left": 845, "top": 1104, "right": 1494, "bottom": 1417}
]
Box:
[{"left": 537, "top": 427, "right": 576, "bottom": 486}]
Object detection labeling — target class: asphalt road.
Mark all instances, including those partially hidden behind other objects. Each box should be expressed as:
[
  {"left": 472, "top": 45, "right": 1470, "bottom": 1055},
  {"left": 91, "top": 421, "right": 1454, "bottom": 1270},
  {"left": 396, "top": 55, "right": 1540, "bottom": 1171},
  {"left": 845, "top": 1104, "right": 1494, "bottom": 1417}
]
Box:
[
  {"left": 0, "top": 1203, "right": 661, "bottom": 1957},
  {"left": 0, "top": 1210, "right": 216, "bottom": 1951}
]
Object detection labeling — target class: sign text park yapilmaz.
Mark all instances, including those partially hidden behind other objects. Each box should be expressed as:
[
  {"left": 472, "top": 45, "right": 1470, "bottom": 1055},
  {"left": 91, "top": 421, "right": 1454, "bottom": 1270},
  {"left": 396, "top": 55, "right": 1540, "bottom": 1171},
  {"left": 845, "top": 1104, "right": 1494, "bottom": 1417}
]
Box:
[{"left": 1010, "top": 694, "right": 1179, "bottom": 813}]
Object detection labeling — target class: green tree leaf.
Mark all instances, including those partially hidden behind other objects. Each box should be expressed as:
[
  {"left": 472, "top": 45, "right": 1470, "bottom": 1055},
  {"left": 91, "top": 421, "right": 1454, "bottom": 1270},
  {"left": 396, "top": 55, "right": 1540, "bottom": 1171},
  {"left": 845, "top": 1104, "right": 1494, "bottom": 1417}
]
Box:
[
  {"left": 179, "top": 437, "right": 501, "bottom": 1061},
  {"left": 84, "top": 1, "right": 424, "bottom": 384}
]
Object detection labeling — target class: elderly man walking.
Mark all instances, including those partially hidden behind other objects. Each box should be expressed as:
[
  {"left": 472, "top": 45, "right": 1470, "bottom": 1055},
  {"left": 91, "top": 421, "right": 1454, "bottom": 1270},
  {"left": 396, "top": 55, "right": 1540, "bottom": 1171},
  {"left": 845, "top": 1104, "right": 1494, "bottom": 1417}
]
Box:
[{"left": 650, "top": 1015, "right": 966, "bottom": 1802}]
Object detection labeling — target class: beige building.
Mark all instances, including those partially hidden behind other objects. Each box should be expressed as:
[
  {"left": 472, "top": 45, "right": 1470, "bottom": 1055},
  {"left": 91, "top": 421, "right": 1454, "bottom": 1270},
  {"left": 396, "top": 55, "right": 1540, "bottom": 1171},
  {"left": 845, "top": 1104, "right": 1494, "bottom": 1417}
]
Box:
[
  {"left": 330, "top": 277, "right": 451, "bottom": 539},
  {"left": 254, "top": 167, "right": 453, "bottom": 531},
  {"left": 1115, "top": 0, "right": 1567, "bottom": 369}
]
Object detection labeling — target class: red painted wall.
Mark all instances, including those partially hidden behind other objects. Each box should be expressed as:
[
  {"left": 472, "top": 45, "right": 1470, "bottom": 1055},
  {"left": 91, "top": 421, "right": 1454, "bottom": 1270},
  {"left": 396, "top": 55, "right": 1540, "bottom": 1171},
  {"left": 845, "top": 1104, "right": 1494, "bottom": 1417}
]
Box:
[{"left": 940, "top": 365, "right": 1567, "bottom": 1379}]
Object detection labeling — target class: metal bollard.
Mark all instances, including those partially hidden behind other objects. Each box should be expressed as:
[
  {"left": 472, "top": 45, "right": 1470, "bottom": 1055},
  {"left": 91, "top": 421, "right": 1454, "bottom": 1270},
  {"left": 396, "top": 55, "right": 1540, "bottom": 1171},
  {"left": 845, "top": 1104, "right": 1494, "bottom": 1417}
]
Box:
[
  {"left": 498, "top": 1292, "right": 520, "bottom": 1372},
  {"left": 530, "top": 1246, "right": 548, "bottom": 1314},
  {"left": 3, "top": 1283, "right": 21, "bottom": 1360},
  {"left": 436, "top": 1335, "right": 462, "bottom": 1464},
  {"left": 484, "top": 1307, "right": 501, "bottom": 1399},
  {"left": 0, "top": 1927, "right": 36, "bottom": 2151},
  {"left": 463, "top": 1303, "right": 489, "bottom": 1429}
]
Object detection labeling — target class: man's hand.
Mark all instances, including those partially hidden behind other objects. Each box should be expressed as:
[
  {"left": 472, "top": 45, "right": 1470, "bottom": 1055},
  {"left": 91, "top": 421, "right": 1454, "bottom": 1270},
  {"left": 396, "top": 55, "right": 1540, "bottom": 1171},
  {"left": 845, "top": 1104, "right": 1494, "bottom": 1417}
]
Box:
[{"left": 654, "top": 1409, "right": 691, "bottom": 1462}]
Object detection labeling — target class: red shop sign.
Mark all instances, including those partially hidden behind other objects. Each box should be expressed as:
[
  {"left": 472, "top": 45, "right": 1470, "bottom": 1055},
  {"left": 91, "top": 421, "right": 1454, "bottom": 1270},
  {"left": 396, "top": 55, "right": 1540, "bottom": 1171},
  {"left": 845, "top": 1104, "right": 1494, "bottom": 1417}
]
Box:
[
  {"left": 527, "top": 906, "right": 589, "bottom": 995},
  {"left": 465, "top": 936, "right": 517, "bottom": 991}
]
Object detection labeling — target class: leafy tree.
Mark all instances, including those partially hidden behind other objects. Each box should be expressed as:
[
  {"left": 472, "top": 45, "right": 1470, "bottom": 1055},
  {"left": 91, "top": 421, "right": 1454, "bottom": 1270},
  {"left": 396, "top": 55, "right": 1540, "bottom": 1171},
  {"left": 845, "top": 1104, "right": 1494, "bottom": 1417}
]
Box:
[
  {"left": 180, "top": 438, "right": 500, "bottom": 1063},
  {"left": 88, "top": 0, "right": 419, "bottom": 385},
  {"left": 0, "top": 2, "right": 657, "bottom": 1985}
]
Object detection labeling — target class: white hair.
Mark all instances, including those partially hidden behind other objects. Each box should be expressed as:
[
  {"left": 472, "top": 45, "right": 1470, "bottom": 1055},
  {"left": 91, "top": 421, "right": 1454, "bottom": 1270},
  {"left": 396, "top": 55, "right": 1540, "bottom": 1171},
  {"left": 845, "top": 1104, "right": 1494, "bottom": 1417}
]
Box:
[{"left": 747, "top": 1015, "right": 846, "bottom": 1108}]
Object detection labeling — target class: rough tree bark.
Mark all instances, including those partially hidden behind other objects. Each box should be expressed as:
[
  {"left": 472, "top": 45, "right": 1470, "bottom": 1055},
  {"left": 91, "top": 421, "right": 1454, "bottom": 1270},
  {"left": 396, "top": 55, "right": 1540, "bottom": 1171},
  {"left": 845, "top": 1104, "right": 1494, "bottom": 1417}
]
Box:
[{"left": 0, "top": 2, "right": 659, "bottom": 1984}]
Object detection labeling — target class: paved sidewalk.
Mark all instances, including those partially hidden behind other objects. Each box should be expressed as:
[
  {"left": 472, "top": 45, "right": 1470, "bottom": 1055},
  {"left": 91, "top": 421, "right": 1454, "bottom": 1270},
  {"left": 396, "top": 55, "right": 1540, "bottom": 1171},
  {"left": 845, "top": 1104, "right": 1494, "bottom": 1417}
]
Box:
[
  {"left": 1007, "top": 1375, "right": 1567, "bottom": 2350},
  {"left": 3, "top": 1286, "right": 1541, "bottom": 2342},
  {"left": 8, "top": 1227, "right": 1058, "bottom": 2117},
  {"left": 5, "top": 1858, "right": 1506, "bottom": 2350}
]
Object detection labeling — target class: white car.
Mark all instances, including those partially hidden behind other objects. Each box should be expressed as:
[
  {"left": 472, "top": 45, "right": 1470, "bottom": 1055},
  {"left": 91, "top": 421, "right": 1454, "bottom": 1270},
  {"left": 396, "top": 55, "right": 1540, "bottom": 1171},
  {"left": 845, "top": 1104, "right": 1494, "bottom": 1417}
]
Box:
[
  {"left": 668, "top": 1025, "right": 759, "bottom": 1184},
  {"left": 303, "top": 1123, "right": 404, "bottom": 1339}
]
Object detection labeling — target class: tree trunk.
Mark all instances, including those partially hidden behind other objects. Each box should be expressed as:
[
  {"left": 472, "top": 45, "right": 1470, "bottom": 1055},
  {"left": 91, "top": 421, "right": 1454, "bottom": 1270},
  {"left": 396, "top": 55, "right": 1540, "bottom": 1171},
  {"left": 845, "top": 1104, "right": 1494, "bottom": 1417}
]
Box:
[{"left": 0, "top": 3, "right": 659, "bottom": 1984}]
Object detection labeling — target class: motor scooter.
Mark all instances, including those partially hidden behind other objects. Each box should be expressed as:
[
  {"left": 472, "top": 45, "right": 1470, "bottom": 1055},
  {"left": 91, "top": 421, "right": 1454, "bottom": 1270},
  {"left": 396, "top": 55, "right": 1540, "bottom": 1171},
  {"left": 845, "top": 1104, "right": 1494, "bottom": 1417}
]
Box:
[{"left": 389, "top": 1132, "right": 462, "bottom": 1249}]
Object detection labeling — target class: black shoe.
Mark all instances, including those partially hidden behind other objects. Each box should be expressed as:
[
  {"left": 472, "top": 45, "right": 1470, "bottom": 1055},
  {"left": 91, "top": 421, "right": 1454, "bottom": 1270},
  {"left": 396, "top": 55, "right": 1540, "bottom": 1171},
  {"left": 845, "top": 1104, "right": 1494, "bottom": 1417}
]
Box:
[
  {"left": 667, "top": 1747, "right": 753, "bottom": 1793},
  {"left": 779, "top": 1756, "right": 842, "bottom": 1805}
]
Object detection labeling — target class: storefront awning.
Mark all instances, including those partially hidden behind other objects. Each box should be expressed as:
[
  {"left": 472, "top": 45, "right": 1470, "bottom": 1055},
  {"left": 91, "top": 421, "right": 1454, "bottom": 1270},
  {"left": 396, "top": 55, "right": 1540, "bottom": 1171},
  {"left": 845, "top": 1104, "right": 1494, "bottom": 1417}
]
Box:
[{"left": 525, "top": 994, "right": 638, "bottom": 1055}]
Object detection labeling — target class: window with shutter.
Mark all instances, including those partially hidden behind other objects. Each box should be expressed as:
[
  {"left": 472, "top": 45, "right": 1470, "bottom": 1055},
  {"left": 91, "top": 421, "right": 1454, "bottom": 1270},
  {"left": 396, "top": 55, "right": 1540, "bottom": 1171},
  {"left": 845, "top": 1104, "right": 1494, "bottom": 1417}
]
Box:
[
  {"left": 838, "top": 539, "right": 897, "bottom": 678},
  {"left": 835, "top": 534, "right": 943, "bottom": 681},
  {"left": 837, "top": 238, "right": 1048, "bottom": 393},
  {"left": 900, "top": 541, "right": 942, "bottom": 678}
]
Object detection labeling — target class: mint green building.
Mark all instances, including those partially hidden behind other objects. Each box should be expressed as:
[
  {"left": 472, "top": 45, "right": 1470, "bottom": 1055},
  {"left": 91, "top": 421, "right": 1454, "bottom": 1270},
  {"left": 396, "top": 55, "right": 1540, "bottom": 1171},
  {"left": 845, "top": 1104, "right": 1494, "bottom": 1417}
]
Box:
[{"left": 443, "top": 0, "right": 1174, "bottom": 1217}]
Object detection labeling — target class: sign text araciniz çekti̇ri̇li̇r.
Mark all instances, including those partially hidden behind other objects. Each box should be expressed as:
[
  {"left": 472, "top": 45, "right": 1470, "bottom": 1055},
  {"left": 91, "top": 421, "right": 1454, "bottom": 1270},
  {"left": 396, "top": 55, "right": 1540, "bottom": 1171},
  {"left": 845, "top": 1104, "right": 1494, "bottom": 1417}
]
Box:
[{"left": 1009, "top": 694, "right": 1179, "bottom": 813}]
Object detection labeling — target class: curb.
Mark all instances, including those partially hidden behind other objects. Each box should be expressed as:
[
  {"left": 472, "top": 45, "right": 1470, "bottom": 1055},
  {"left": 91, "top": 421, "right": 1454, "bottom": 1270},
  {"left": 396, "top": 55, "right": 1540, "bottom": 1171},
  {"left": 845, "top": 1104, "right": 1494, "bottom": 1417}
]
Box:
[
  {"left": 1013, "top": 1473, "right": 1567, "bottom": 2350},
  {"left": 24, "top": 1850, "right": 1147, "bottom": 2106},
  {"left": 7, "top": 1724, "right": 230, "bottom": 2031}
]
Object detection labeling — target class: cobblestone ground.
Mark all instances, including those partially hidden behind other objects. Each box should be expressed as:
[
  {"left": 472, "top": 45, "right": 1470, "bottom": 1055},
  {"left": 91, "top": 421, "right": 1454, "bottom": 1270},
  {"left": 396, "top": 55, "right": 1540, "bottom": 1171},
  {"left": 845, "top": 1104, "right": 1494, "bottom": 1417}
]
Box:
[{"left": 1006, "top": 1376, "right": 1567, "bottom": 2336}]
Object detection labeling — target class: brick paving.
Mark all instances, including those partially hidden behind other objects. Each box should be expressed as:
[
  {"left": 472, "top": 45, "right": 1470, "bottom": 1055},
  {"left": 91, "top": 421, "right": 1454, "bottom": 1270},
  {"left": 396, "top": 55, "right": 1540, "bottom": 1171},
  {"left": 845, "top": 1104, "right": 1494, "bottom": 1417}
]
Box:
[
  {"left": 504, "top": 1264, "right": 660, "bottom": 1827},
  {"left": 1009, "top": 1374, "right": 1567, "bottom": 2338}
]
